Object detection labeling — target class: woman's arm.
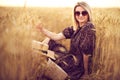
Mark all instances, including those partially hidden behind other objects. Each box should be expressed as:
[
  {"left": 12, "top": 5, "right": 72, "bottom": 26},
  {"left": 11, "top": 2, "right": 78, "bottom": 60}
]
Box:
[
  {"left": 36, "top": 23, "right": 65, "bottom": 41},
  {"left": 83, "top": 54, "right": 91, "bottom": 75},
  {"left": 80, "top": 23, "right": 96, "bottom": 75}
]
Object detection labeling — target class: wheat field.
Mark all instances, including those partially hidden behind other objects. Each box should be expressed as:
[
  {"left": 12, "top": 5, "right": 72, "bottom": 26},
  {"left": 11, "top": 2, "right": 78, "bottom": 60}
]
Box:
[{"left": 0, "top": 6, "right": 120, "bottom": 80}]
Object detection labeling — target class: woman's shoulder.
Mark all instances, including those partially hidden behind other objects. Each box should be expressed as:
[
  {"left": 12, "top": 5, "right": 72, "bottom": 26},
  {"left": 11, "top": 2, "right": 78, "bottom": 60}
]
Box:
[
  {"left": 62, "top": 26, "right": 74, "bottom": 38},
  {"left": 64, "top": 26, "right": 74, "bottom": 32},
  {"left": 85, "top": 22, "right": 94, "bottom": 28},
  {"left": 83, "top": 22, "right": 95, "bottom": 31},
  {"left": 80, "top": 22, "right": 95, "bottom": 35}
]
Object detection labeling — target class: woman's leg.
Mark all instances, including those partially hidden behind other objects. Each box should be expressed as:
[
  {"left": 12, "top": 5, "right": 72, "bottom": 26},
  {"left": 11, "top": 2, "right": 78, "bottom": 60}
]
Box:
[{"left": 44, "top": 59, "right": 68, "bottom": 80}]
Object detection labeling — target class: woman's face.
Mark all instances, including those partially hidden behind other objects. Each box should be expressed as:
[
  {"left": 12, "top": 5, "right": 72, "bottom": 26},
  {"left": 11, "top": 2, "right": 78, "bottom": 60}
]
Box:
[{"left": 75, "top": 6, "right": 89, "bottom": 25}]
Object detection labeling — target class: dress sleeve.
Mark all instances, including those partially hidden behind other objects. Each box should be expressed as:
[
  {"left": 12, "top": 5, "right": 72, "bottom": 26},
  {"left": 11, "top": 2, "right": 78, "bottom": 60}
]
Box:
[
  {"left": 80, "top": 24, "right": 96, "bottom": 55},
  {"left": 62, "top": 26, "right": 74, "bottom": 39}
]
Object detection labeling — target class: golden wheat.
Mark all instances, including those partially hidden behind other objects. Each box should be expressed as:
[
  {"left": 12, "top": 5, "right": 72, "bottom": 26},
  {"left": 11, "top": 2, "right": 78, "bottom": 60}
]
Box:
[{"left": 0, "top": 6, "right": 120, "bottom": 80}]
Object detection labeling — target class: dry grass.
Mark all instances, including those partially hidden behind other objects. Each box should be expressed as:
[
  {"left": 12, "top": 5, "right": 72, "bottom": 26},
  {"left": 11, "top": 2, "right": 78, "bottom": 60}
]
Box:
[{"left": 0, "top": 6, "right": 120, "bottom": 80}]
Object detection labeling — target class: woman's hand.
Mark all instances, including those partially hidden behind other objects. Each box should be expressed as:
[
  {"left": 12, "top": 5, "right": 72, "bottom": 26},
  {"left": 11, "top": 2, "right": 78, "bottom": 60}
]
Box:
[{"left": 36, "top": 23, "right": 44, "bottom": 32}]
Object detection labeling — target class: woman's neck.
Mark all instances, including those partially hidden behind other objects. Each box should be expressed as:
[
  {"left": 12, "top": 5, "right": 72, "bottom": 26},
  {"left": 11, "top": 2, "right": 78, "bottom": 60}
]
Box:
[{"left": 79, "top": 22, "right": 86, "bottom": 27}]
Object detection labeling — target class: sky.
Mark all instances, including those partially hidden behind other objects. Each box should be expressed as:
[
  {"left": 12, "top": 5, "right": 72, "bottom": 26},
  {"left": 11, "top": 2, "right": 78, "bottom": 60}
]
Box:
[{"left": 0, "top": 0, "right": 120, "bottom": 8}]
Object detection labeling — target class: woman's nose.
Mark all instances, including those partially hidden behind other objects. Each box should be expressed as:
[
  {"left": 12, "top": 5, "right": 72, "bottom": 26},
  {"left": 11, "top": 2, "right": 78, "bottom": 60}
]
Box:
[{"left": 79, "top": 13, "right": 82, "bottom": 16}]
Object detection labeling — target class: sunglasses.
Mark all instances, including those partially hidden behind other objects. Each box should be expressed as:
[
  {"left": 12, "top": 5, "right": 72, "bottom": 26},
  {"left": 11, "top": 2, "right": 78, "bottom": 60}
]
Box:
[{"left": 74, "top": 11, "right": 88, "bottom": 16}]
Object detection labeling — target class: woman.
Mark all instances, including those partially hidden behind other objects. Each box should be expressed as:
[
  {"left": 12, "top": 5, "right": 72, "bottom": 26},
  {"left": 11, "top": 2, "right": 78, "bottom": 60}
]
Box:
[{"left": 36, "top": 1, "right": 96, "bottom": 80}]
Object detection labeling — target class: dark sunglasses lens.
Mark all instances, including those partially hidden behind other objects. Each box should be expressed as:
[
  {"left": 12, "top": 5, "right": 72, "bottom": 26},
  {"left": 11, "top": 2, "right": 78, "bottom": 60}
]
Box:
[
  {"left": 75, "top": 11, "right": 80, "bottom": 16},
  {"left": 75, "top": 11, "right": 88, "bottom": 16},
  {"left": 82, "top": 11, "right": 88, "bottom": 16}
]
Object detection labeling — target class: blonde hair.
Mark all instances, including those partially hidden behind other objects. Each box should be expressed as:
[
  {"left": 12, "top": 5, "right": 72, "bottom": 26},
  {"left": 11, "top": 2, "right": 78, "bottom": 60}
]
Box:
[{"left": 72, "top": 1, "right": 92, "bottom": 30}]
